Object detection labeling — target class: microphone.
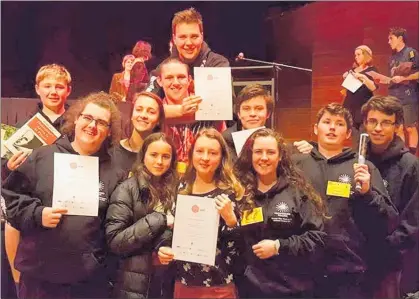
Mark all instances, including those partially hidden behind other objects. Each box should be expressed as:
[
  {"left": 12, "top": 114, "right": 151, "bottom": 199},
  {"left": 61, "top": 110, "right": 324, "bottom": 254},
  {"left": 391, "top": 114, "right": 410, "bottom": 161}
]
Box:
[
  {"left": 233, "top": 52, "right": 312, "bottom": 72},
  {"left": 355, "top": 133, "right": 369, "bottom": 192},
  {"left": 235, "top": 52, "right": 245, "bottom": 62}
]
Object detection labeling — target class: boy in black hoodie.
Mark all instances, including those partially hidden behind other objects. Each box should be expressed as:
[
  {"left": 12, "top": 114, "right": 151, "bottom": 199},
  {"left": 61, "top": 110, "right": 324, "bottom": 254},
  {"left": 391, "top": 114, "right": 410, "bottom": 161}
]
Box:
[
  {"left": 2, "top": 92, "right": 125, "bottom": 299},
  {"left": 2, "top": 64, "right": 72, "bottom": 296},
  {"left": 361, "top": 95, "right": 419, "bottom": 298},
  {"left": 293, "top": 103, "right": 398, "bottom": 298}
]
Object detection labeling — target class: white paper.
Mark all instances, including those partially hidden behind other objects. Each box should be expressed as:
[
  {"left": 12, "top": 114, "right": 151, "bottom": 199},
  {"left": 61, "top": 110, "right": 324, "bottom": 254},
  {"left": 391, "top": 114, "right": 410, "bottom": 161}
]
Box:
[
  {"left": 172, "top": 194, "right": 220, "bottom": 266},
  {"left": 52, "top": 153, "right": 99, "bottom": 216},
  {"left": 232, "top": 126, "right": 265, "bottom": 156},
  {"left": 194, "top": 67, "right": 233, "bottom": 121},
  {"left": 342, "top": 72, "right": 363, "bottom": 93}
]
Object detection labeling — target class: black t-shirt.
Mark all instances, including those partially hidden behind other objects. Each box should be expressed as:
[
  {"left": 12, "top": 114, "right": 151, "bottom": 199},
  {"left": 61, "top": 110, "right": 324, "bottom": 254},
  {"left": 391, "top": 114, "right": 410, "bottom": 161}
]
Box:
[
  {"left": 343, "top": 66, "right": 378, "bottom": 126},
  {"left": 109, "top": 142, "right": 138, "bottom": 178},
  {"left": 388, "top": 46, "right": 419, "bottom": 105}
]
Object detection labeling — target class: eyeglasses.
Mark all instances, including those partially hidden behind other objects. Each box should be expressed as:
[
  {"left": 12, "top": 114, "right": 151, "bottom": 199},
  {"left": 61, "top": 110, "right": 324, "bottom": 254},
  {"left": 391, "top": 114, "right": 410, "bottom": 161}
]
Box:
[
  {"left": 365, "top": 119, "right": 396, "bottom": 129},
  {"left": 79, "top": 114, "right": 110, "bottom": 129}
]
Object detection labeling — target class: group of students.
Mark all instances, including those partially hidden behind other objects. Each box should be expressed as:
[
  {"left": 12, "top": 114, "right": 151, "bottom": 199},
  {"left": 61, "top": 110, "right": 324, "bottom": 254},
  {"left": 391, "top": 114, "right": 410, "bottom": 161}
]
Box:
[{"left": 1, "top": 6, "right": 418, "bottom": 299}]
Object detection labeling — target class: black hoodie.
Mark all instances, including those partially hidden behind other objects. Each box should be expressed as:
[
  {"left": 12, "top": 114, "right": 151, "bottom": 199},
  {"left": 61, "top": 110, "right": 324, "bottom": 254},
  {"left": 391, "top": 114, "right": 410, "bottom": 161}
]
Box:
[
  {"left": 239, "top": 178, "right": 325, "bottom": 297},
  {"left": 1, "top": 136, "right": 125, "bottom": 284},
  {"left": 293, "top": 145, "right": 398, "bottom": 275},
  {"left": 367, "top": 136, "right": 419, "bottom": 293}
]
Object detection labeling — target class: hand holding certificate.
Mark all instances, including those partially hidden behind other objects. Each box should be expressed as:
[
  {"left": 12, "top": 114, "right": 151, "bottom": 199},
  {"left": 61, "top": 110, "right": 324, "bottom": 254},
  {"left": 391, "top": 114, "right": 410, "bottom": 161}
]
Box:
[
  {"left": 342, "top": 71, "right": 363, "bottom": 93},
  {"left": 194, "top": 67, "right": 233, "bottom": 121},
  {"left": 172, "top": 194, "right": 220, "bottom": 266},
  {"left": 52, "top": 153, "right": 100, "bottom": 216}
]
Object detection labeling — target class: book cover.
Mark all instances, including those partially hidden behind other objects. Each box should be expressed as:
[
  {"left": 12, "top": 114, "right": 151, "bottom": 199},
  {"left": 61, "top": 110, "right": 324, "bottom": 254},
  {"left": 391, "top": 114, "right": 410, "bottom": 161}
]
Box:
[
  {"left": 4, "top": 113, "right": 61, "bottom": 155},
  {"left": 1, "top": 124, "right": 18, "bottom": 159}
]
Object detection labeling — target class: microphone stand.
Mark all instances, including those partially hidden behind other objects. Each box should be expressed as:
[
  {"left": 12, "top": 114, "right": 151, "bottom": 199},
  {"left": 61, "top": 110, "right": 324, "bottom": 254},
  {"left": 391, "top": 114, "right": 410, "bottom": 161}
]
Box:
[{"left": 238, "top": 57, "right": 312, "bottom": 72}]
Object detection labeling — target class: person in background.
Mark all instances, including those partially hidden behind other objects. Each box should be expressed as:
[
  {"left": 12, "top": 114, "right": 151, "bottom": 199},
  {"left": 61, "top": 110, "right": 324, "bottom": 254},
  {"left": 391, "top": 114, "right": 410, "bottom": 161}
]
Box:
[
  {"left": 342, "top": 45, "right": 378, "bottom": 149},
  {"left": 106, "top": 132, "right": 178, "bottom": 298},
  {"left": 234, "top": 128, "right": 326, "bottom": 298},
  {"left": 2, "top": 63, "right": 72, "bottom": 296},
  {"left": 126, "top": 40, "right": 152, "bottom": 103},
  {"left": 110, "top": 91, "right": 165, "bottom": 178},
  {"left": 360, "top": 96, "right": 419, "bottom": 298},
  {"left": 222, "top": 84, "right": 313, "bottom": 160},
  {"left": 157, "top": 128, "right": 244, "bottom": 298},
  {"left": 2, "top": 92, "right": 124, "bottom": 299},
  {"left": 387, "top": 27, "right": 419, "bottom": 155},
  {"left": 109, "top": 54, "right": 135, "bottom": 102},
  {"left": 293, "top": 103, "right": 397, "bottom": 298}
]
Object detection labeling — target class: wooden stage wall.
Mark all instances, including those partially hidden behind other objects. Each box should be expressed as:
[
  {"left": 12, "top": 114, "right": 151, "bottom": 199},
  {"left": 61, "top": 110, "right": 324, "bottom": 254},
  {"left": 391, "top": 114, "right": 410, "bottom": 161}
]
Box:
[{"left": 268, "top": 1, "right": 419, "bottom": 142}]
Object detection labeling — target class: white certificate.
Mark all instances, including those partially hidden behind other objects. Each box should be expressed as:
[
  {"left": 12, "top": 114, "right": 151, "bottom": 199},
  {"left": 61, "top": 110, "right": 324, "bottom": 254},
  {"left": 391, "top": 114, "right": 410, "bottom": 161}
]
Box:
[
  {"left": 342, "top": 72, "right": 363, "bottom": 93},
  {"left": 172, "top": 194, "right": 220, "bottom": 266},
  {"left": 232, "top": 126, "right": 265, "bottom": 156},
  {"left": 194, "top": 67, "right": 233, "bottom": 121},
  {"left": 52, "top": 153, "right": 99, "bottom": 216}
]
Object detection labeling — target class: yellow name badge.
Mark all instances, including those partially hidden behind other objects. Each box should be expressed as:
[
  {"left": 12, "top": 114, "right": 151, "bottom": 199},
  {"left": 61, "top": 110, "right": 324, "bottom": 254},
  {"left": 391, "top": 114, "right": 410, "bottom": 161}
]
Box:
[
  {"left": 326, "top": 181, "right": 351, "bottom": 198},
  {"left": 241, "top": 207, "right": 264, "bottom": 226}
]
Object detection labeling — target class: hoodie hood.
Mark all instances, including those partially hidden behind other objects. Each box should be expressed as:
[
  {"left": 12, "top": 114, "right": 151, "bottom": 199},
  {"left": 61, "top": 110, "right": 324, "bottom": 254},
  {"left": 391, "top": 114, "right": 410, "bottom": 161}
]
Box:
[
  {"left": 310, "top": 142, "right": 356, "bottom": 163},
  {"left": 171, "top": 41, "right": 212, "bottom": 68},
  {"left": 368, "top": 136, "right": 409, "bottom": 164},
  {"left": 254, "top": 176, "right": 290, "bottom": 202}
]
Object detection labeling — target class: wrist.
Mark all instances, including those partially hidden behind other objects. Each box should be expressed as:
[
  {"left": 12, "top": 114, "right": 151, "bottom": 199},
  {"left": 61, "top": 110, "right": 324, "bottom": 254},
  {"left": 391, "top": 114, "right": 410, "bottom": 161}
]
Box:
[{"left": 225, "top": 215, "right": 238, "bottom": 227}]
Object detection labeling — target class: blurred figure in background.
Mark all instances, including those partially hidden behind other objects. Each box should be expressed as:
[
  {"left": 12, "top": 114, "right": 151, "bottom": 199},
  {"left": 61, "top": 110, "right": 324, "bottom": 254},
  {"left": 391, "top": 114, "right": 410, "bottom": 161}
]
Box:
[
  {"left": 109, "top": 54, "right": 135, "bottom": 102},
  {"left": 126, "top": 41, "right": 152, "bottom": 103}
]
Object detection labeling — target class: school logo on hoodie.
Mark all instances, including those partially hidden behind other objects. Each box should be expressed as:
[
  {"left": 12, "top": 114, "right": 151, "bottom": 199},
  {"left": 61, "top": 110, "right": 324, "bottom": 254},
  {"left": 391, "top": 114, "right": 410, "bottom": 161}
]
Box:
[{"left": 271, "top": 201, "right": 292, "bottom": 224}]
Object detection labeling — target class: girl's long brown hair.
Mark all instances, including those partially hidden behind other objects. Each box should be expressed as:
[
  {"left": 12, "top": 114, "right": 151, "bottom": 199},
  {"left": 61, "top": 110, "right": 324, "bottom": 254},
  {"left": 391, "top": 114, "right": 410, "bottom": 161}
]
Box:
[
  {"left": 132, "top": 133, "right": 178, "bottom": 213},
  {"left": 234, "top": 128, "right": 326, "bottom": 216},
  {"left": 180, "top": 127, "right": 244, "bottom": 200}
]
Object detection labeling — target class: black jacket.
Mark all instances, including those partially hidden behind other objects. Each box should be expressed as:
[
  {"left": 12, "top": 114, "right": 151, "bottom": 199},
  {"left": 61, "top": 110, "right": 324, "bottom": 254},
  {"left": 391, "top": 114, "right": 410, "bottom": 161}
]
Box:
[
  {"left": 1, "top": 136, "right": 125, "bottom": 284},
  {"left": 105, "top": 175, "right": 172, "bottom": 298},
  {"left": 240, "top": 179, "right": 325, "bottom": 297},
  {"left": 367, "top": 136, "right": 419, "bottom": 292},
  {"left": 293, "top": 145, "right": 398, "bottom": 275}
]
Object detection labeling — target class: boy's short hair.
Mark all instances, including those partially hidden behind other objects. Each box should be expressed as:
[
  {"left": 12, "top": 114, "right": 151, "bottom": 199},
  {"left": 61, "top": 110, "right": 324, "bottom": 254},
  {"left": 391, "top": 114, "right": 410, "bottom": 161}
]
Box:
[
  {"left": 172, "top": 7, "right": 203, "bottom": 35},
  {"left": 316, "top": 102, "right": 354, "bottom": 128},
  {"left": 234, "top": 84, "right": 274, "bottom": 114},
  {"left": 157, "top": 57, "right": 189, "bottom": 77},
  {"left": 389, "top": 27, "right": 407, "bottom": 43},
  {"left": 361, "top": 95, "right": 404, "bottom": 125},
  {"left": 35, "top": 64, "right": 72, "bottom": 86}
]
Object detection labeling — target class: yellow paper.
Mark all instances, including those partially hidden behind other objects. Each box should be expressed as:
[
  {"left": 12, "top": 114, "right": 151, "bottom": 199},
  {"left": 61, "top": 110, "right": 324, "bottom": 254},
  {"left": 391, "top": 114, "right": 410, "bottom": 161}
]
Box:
[
  {"left": 326, "top": 181, "right": 351, "bottom": 198},
  {"left": 241, "top": 207, "right": 264, "bottom": 226}
]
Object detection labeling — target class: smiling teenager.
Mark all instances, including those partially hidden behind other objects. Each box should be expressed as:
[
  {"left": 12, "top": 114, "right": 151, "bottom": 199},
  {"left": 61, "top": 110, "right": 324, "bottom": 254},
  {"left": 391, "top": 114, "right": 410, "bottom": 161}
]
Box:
[
  {"left": 110, "top": 91, "right": 165, "bottom": 178},
  {"left": 157, "top": 128, "right": 245, "bottom": 298},
  {"left": 233, "top": 128, "right": 326, "bottom": 298},
  {"left": 293, "top": 103, "right": 398, "bottom": 298},
  {"left": 2, "top": 64, "right": 72, "bottom": 295},
  {"left": 2, "top": 92, "right": 125, "bottom": 299},
  {"left": 106, "top": 132, "right": 178, "bottom": 298},
  {"left": 360, "top": 96, "right": 419, "bottom": 298}
]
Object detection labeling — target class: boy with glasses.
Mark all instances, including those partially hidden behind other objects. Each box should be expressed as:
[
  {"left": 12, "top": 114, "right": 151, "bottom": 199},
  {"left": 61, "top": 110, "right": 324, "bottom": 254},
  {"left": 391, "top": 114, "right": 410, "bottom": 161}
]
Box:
[{"left": 361, "top": 95, "right": 419, "bottom": 298}]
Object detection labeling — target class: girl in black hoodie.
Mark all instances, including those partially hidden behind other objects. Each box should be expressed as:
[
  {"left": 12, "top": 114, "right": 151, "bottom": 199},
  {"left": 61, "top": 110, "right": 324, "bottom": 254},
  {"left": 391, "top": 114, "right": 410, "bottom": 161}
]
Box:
[{"left": 234, "top": 128, "right": 326, "bottom": 298}]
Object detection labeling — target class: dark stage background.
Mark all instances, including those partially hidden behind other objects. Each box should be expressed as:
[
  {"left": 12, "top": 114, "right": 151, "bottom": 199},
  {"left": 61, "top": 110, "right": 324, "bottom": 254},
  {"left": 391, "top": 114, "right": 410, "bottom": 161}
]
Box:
[{"left": 1, "top": 1, "right": 418, "bottom": 142}]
